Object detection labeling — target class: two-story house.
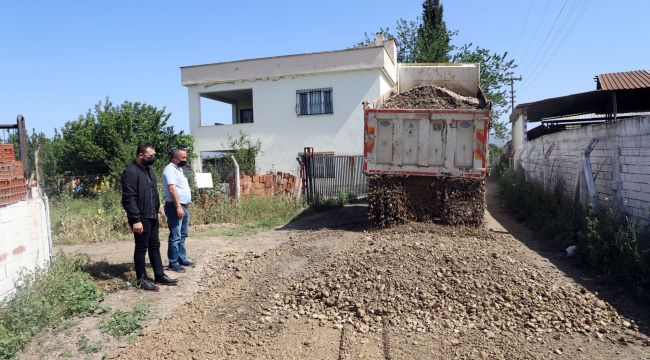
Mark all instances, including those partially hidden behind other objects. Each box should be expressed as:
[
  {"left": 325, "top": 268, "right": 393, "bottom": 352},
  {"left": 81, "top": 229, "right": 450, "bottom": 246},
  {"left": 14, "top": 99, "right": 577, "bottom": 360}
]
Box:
[{"left": 180, "top": 36, "right": 397, "bottom": 174}]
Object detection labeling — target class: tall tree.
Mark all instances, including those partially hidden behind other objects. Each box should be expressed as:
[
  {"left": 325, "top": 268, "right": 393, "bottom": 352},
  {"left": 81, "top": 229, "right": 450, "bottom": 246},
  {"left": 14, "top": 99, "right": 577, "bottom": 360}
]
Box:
[
  {"left": 415, "top": 0, "right": 451, "bottom": 63},
  {"left": 358, "top": 0, "right": 518, "bottom": 141}
]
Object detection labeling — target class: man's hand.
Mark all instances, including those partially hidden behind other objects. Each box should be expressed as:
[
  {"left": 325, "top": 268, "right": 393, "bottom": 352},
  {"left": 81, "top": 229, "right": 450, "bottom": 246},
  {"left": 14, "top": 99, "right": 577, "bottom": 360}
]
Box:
[
  {"left": 132, "top": 222, "right": 144, "bottom": 234},
  {"left": 176, "top": 206, "right": 185, "bottom": 219}
]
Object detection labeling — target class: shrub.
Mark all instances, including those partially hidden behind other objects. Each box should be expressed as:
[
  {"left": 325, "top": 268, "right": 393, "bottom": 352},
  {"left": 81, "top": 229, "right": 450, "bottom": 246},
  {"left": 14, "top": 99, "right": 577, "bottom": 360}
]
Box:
[
  {"left": 99, "top": 301, "right": 149, "bottom": 338},
  {"left": 498, "top": 166, "right": 650, "bottom": 299},
  {"left": 0, "top": 255, "right": 105, "bottom": 359}
]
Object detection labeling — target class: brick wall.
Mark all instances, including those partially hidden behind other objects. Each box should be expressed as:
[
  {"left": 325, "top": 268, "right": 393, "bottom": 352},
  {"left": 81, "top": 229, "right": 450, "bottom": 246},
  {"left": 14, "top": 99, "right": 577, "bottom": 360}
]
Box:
[
  {"left": 236, "top": 172, "right": 297, "bottom": 197},
  {"left": 0, "top": 144, "right": 28, "bottom": 206},
  {"left": 518, "top": 116, "right": 650, "bottom": 225},
  {"left": 0, "top": 196, "right": 51, "bottom": 300}
]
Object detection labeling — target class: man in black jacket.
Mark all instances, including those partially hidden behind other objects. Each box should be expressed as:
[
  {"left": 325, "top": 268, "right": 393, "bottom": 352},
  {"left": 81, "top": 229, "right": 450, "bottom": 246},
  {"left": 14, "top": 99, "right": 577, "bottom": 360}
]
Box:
[{"left": 121, "top": 143, "right": 177, "bottom": 291}]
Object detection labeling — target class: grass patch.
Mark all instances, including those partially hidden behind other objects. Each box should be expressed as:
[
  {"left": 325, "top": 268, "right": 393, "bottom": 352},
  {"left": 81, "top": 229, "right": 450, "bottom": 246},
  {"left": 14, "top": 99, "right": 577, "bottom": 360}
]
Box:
[
  {"left": 50, "top": 189, "right": 306, "bottom": 244},
  {"left": 0, "top": 254, "right": 105, "bottom": 359},
  {"left": 77, "top": 335, "right": 102, "bottom": 354},
  {"left": 99, "top": 301, "right": 149, "bottom": 338},
  {"left": 192, "top": 192, "right": 304, "bottom": 226},
  {"left": 50, "top": 191, "right": 131, "bottom": 245},
  {"left": 310, "top": 192, "right": 359, "bottom": 212},
  {"left": 498, "top": 167, "right": 650, "bottom": 298}
]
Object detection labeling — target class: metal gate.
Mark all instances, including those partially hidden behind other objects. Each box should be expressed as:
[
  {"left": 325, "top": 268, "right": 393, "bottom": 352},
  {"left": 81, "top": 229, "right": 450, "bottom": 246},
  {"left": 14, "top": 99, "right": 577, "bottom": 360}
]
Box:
[{"left": 299, "top": 148, "right": 367, "bottom": 205}]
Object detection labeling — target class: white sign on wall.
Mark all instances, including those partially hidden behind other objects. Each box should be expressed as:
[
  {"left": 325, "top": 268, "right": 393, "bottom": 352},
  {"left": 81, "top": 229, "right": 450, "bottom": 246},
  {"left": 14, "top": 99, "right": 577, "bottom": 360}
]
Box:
[{"left": 194, "top": 172, "right": 214, "bottom": 189}]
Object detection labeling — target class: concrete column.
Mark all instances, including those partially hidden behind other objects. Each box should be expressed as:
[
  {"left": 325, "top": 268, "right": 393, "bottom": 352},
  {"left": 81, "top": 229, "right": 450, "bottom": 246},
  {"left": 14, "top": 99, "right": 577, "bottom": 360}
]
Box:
[
  {"left": 511, "top": 111, "right": 526, "bottom": 170},
  {"left": 188, "top": 88, "right": 202, "bottom": 173}
]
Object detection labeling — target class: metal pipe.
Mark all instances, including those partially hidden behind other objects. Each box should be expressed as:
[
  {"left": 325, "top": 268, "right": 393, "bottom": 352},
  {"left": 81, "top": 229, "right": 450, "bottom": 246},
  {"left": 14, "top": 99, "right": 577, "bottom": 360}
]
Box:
[
  {"left": 17, "top": 115, "right": 29, "bottom": 179},
  {"left": 230, "top": 155, "right": 240, "bottom": 204},
  {"left": 42, "top": 194, "right": 54, "bottom": 265},
  {"left": 582, "top": 139, "right": 600, "bottom": 210}
]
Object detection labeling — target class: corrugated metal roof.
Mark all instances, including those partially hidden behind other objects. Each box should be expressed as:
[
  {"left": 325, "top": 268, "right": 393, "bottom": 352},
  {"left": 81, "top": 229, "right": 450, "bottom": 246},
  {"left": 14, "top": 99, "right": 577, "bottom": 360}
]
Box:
[{"left": 597, "top": 70, "right": 650, "bottom": 90}]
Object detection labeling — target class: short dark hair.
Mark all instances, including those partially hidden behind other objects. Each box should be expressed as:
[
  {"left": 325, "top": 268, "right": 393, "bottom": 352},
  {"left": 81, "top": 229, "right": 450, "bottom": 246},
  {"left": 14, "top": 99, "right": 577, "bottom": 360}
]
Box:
[
  {"left": 170, "top": 147, "right": 188, "bottom": 157},
  {"left": 136, "top": 143, "right": 155, "bottom": 156}
]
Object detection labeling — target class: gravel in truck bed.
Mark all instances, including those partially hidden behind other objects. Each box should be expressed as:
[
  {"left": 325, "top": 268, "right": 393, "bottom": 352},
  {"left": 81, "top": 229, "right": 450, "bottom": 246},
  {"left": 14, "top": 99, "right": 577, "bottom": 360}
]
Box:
[{"left": 380, "top": 85, "right": 485, "bottom": 110}]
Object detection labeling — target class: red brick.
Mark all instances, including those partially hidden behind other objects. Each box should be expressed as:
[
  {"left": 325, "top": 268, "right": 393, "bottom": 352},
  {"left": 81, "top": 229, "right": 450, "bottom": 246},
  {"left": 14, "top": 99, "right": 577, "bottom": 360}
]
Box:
[
  {"left": 12, "top": 245, "right": 26, "bottom": 256},
  {"left": 242, "top": 175, "right": 252, "bottom": 182},
  {"left": 252, "top": 175, "right": 259, "bottom": 183}
]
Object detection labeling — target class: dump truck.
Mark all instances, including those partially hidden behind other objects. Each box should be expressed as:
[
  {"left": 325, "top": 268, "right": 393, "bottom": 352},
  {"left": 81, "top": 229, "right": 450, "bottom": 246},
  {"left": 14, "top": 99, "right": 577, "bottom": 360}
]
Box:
[{"left": 363, "top": 63, "right": 490, "bottom": 227}]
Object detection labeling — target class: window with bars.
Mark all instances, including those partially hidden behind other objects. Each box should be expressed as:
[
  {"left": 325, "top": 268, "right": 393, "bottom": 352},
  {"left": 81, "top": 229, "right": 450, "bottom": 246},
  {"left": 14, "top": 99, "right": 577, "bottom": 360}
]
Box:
[{"left": 296, "top": 88, "right": 333, "bottom": 116}]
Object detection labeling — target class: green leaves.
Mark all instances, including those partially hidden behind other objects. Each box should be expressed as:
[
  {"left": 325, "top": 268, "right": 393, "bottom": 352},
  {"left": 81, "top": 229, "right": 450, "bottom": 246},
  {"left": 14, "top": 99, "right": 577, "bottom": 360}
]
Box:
[
  {"left": 452, "top": 44, "right": 517, "bottom": 141},
  {"left": 359, "top": 0, "right": 518, "bottom": 141},
  {"left": 41, "top": 98, "right": 194, "bottom": 196}
]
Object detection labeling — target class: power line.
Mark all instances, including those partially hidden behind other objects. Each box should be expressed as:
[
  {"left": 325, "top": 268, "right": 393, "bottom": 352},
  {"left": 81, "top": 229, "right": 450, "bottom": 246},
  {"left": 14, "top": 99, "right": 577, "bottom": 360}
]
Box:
[
  {"left": 520, "top": 0, "right": 552, "bottom": 62},
  {"left": 512, "top": 0, "right": 534, "bottom": 58},
  {"left": 521, "top": 0, "right": 584, "bottom": 89},
  {"left": 520, "top": 0, "right": 591, "bottom": 95},
  {"left": 523, "top": 0, "right": 570, "bottom": 73}
]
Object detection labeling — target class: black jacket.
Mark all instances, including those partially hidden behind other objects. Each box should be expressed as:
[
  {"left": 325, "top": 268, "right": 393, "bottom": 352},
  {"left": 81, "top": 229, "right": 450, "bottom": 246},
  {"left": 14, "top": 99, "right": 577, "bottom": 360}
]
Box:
[{"left": 121, "top": 161, "right": 160, "bottom": 224}]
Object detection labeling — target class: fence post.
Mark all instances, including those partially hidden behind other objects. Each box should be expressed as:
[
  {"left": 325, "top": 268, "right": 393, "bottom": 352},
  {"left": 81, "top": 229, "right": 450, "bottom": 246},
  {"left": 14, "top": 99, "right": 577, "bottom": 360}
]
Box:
[{"left": 230, "top": 155, "right": 240, "bottom": 204}]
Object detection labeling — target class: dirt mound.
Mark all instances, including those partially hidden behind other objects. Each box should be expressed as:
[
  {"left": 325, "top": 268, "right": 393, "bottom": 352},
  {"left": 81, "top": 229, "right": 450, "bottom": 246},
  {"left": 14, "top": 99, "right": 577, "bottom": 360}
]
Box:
[
  {"left": 276, "top": 225, "right": 639, "bottom": 340},
  {"left": 381, "top": 85, "right": 484, "bottom": 110},
  {"left": 367, "top": 175, "right": 485, "bottom": 227}
]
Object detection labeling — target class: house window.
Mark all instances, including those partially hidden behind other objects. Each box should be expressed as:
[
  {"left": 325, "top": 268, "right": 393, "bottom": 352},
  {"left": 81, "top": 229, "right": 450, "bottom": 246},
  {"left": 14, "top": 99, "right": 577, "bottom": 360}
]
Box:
[
  {"left": 296, "top": 88, "right": 333, "bottom": 116},
  {"left": 240, "top": 109, "right": 253, "bottom": 123}
]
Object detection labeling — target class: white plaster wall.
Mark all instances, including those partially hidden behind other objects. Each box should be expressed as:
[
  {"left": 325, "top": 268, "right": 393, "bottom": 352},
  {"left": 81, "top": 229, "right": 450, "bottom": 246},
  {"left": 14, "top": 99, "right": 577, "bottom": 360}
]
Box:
[
  {"left": 519, "top": 116, "right": 650, "bottom": 225},
  {"left": 189, "top": 69, "right": 392, "bottom": 174},
  {"left": 0, "top": 196, "right": 51, "bottom": 300}
]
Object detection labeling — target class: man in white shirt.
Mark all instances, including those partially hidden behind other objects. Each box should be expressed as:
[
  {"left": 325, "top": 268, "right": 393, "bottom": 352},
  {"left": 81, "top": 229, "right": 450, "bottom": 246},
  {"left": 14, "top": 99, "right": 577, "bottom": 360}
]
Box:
[{"left": 162, "top": 148, "right": 194, "bottom": 272}]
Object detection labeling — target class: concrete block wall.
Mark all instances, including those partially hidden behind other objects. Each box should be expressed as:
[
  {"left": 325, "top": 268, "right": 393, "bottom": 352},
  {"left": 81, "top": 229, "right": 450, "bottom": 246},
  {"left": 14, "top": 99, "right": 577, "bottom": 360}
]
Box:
[
  {"left": 519, "top": 116, "right": 650, "bottom": 225},
  {"left": 0, "top": 196, "right": 51, "bottom": 300}
]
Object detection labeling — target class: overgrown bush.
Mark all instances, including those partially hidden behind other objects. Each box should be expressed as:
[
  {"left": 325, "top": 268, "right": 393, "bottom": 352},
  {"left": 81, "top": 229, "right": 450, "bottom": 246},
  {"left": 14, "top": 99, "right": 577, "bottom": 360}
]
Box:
[
  {"left": 498, "top": 167, "right": 650, "bottom": 298},
  {"left": 0, "top": 255, "right": 105, "bottom": 359},
  {"left": 498, "top": 167, "right": 584, "bottom": 249}
]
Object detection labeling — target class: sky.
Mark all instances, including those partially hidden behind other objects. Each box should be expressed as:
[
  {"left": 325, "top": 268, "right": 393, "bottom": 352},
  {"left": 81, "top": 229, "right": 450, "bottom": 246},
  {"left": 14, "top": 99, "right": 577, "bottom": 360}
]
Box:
[{"left": 1, "top": 0, "right": 648, "bottom": 141}]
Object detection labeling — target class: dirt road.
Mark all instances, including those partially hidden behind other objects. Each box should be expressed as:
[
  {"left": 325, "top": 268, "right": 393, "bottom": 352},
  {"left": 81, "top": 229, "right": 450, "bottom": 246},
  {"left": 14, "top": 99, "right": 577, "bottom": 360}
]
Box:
[
  {"left": 22, "top": 180, "right": 650, "bottom": 359},
  {"left": 115, "top": 181, "right": 648, "bottom": 360}
]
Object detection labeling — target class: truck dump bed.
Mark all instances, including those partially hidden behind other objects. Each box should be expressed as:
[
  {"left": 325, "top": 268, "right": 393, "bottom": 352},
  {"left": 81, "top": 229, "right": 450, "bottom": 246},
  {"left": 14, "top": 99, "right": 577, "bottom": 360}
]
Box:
[
  {"left": 363, "top": 64, "right": 491, "bottom": 179},
  {"left": 363, "top": 64, "right": 490, "bottom": 227}
]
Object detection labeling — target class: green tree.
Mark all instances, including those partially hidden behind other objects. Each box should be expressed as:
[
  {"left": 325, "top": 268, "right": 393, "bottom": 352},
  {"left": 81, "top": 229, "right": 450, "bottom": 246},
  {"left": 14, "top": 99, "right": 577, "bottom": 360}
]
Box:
[
  {"left": 415, "top": 0, "right": 451, "bottom": 63},
  {"left": 41, "top": 99, "right": 193, "bottom": 195},
  {"left": 358, "top": 0, "right": 517, "bottom": 141},
  {"left": 452, "top": 44, "right": 517, "bottom": 140},
  {"left": 225, "top": 131, "right": 262, "bottom": 176}
]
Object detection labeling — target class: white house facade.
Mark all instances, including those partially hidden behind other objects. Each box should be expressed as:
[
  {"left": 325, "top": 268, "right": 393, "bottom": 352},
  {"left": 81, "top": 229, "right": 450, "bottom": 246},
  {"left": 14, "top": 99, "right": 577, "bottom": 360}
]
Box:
[{"left": 181, "top": 38, "right": 397, "bottom": 174}]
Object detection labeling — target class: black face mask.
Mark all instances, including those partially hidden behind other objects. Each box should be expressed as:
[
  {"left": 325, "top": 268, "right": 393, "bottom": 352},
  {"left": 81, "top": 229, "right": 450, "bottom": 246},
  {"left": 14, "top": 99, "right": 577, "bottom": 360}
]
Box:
[
  {"left": 144, "top": 156, "right": 156, "bottom": 166},
  {"left": 178, "top": 160, "right": 187, "bottom": 167}
]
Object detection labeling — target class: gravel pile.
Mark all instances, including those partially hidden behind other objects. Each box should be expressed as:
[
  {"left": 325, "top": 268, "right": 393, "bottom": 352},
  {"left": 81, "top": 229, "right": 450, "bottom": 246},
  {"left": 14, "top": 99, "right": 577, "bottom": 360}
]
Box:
[
  {"left": 367, "top": 175, "right": 409, "bottom": 228},
  {"left": 367, "top": 175, "right": 485, "bottom": 227},
  {"left": 381, "top": 85, "right": 484, "bottom": 110},
  {"left": 271, "top": 226, "right": 639, "bottom": 341},
  {"left": 440, "top": 177, "right": 485, "bottom": 226}
]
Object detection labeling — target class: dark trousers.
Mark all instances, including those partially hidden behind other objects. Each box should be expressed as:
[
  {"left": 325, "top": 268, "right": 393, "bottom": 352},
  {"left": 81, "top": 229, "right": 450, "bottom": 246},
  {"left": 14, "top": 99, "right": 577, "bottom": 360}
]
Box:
[{"left": 133, "top": 218, "right": 165, "bottom": 280}]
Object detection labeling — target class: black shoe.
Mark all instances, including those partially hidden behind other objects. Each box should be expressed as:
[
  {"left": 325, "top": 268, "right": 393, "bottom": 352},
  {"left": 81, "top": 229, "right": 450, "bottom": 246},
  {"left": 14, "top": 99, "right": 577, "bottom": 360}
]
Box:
[
  {"left": 169, "top": 264, "right": 186, "bottom": 273},
  {"left": 180, "top": 259, "right": 195, "bottom": 267},
  {"left": 136, "top": 278, "right": 159, "bottom": 291},
  {"left": 155, "top": 274, "right": 178, "bottom": 285}
]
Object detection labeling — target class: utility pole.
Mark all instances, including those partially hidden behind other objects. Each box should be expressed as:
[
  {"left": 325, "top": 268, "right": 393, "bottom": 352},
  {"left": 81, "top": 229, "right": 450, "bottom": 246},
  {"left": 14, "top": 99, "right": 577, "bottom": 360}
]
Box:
[{"left": 508, "top": 76, "right": 523, "bottom": 111}]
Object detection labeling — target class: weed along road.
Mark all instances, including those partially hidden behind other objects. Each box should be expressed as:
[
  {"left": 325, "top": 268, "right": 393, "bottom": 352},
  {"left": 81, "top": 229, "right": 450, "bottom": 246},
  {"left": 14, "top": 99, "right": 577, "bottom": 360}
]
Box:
[{"left": 109, "top": 188, "right": 649, "bottom": 360}]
